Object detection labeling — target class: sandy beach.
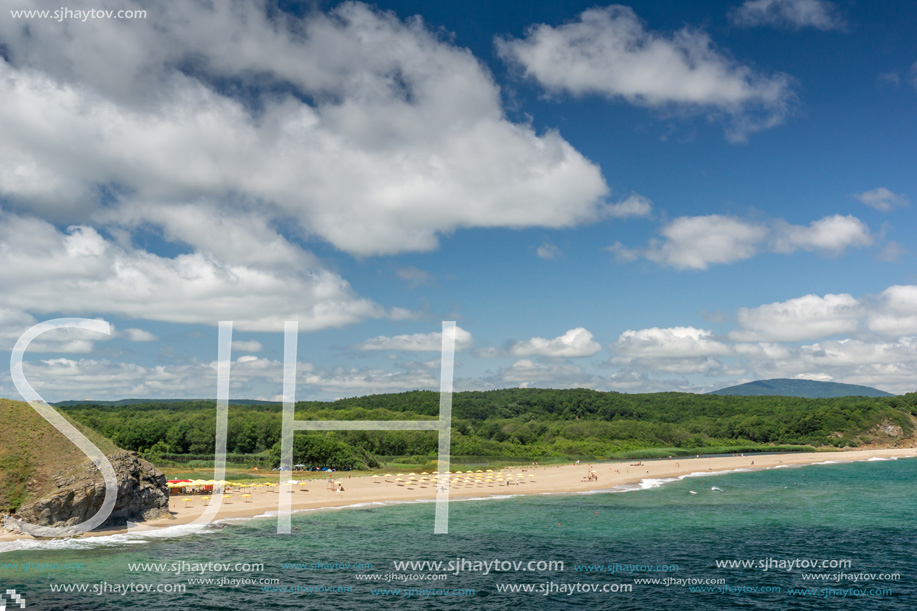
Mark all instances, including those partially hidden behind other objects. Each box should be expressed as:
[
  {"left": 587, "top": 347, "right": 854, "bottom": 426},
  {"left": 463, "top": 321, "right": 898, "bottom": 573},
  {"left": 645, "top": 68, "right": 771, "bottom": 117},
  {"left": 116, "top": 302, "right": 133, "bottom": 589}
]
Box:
[{"left": 4, "top": 447, "right": 913, "bottom": 543}]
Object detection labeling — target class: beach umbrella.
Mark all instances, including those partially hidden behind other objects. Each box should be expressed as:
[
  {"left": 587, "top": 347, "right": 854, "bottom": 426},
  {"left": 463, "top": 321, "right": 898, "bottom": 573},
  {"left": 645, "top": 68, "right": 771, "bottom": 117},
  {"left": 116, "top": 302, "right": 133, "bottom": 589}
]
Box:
[
  {"left": 242, "top": 494, "right": 252, "bottom": 503},
  {"left": 223, "top": 494, "right": 233, "bottom": 504}
]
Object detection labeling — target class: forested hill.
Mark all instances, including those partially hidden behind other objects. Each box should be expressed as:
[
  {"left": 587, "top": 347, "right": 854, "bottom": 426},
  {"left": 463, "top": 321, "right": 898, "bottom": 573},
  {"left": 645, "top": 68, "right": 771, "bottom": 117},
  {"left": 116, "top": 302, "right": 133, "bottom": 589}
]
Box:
[
  {"left": 56, "top": 388, "right": 917, "bottom": 467},
  {"left": 709, "top": 379, "right": 893, "bottom": 399}
]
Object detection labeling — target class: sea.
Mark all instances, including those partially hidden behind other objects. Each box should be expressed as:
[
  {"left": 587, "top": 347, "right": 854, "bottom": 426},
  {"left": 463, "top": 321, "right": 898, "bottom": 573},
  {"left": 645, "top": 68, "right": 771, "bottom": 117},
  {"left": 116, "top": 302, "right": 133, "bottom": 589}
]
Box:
[{"left": 1, "top": 457, "right": 915, "bottom": 610}]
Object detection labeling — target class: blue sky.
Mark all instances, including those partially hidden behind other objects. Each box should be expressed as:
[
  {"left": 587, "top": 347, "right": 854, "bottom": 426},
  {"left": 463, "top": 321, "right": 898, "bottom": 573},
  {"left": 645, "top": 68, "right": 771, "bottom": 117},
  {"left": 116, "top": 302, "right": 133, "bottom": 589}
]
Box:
[{"left": 0, "top": 0, "right": 915, "bottom": 401}]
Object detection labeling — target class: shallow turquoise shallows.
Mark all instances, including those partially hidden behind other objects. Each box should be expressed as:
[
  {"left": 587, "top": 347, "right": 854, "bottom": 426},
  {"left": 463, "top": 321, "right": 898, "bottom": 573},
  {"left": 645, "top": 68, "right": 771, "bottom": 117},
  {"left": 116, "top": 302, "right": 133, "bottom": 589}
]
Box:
[{"left": 2, "top": 457, "right": 915, "bottom": 610}]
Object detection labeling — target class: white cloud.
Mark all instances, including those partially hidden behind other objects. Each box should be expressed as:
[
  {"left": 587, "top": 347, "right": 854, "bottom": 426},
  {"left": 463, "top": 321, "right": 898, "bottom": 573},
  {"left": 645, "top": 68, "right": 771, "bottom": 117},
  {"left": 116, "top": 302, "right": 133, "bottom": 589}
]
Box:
[
  {"left": 730, "top": 293, "right": 861, "bottom": 342},
  {"left": 500, "top": 359, "right": 598, "bottom": 388},
  {"left": 231, "top": 340, "right": 263, "bottom": 353},
  {"left": 6, "top": 353, "right": 320, "bottom": 401},
  {"left": 732, "top": 342, "right": 794, "bottom": 360},
  {"left": 0, "top": 1, "right": 610, "bottom": 256},
  {"left": 732, "top": 0, "right": 846, "bottom": 31},
  {"left": 792, "top": 372, "right": 834, "bottom": 382},
  {"left": 536, "top": 242, "right": 562, "bottom": 260},
  {"left": 867, "top": 285, "right": 917, "bottom": 336},
  {"left": 607, "top": 194, "right": 653, "bottom": 218},
  {"left": 613, "top": 215, "right": 768, "bottom": 270},
  {"left": 773, "top": 214, "right": 872, "bottom": 254},
  {"left": 509, "top": 327, "right": 601, "bottom": 357},
  {"left": 497, "top": 5, "right": 794, "bottom": 141},
  {"left": 302, "top": 366, "right": 440, "bottom": 395},
  {"left": 0, "top": 212, "right": 384, "bottom": 332},
  {"left": 614, "top": 326, "right": 731, "bottom": 358},
  {"left": 797, "top": 337, "right": 917, "bottom": 368},
  {"left": 119, "top": 328, "right": 158, "bottom": 342},
  {"left": 853, "top": 187, "right": 909, "bottom": 212},
  {"left": 614, "top": 213, "right": 872, "bottom": 270},
  {"left": 358, "top": 326, "right": 473, "bottom": 352}
]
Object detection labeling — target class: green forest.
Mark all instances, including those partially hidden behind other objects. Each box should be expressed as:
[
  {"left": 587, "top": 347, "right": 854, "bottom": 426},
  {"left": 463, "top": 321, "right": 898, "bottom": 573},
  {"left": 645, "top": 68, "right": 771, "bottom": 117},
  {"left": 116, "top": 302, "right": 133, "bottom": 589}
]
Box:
[{"left": 59, "top": 388, "right": 917, "bottom": 470}]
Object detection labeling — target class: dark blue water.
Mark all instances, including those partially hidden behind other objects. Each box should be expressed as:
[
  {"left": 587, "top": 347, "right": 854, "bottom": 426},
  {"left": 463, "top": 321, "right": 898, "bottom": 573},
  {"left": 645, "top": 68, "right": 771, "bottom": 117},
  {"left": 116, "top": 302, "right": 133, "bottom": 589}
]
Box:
[{"left": 2, "top": 458, "right": 915, "bottom": 610}]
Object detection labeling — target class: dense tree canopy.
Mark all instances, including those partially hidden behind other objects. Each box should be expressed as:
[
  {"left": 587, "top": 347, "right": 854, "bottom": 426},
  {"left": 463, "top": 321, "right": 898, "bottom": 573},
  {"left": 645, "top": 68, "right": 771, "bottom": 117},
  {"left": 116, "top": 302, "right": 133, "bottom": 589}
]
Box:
[{"left": 60, "top": 389, "right": 917, "bottom": 468}]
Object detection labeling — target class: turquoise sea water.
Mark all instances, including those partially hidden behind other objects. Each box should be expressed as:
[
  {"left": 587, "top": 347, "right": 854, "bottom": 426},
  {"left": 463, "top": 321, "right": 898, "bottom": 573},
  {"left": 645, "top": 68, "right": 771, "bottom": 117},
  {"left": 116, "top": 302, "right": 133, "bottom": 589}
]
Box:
[{"left": 2, "top": 458, "right": 916, "bottom": 610}]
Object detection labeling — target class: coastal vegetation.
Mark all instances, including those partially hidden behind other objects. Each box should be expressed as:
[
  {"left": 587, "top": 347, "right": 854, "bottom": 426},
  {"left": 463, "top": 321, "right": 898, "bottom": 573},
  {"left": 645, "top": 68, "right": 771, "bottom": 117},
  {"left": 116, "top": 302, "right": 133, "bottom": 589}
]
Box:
[
  {"left": 55, "top": 388, "right": 917, "bottom": 470},
  {"left": 0, "top": 398, "right": 119, "bottom": 515}
]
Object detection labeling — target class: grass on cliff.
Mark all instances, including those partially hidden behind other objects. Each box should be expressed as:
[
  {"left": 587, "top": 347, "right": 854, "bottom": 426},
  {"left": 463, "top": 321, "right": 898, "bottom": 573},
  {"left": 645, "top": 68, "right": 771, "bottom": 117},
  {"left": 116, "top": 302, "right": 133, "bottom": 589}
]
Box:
[{"left": 0, "top": 398, "right": 120, "bottom": 513}]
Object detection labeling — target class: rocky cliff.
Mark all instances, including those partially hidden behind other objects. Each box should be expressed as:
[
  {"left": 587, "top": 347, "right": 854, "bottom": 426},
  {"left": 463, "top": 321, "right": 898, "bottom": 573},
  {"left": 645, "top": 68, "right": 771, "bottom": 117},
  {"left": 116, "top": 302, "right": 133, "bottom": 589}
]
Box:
[{"left": 6, "top": 451, "right": 170, "bottom": 534}]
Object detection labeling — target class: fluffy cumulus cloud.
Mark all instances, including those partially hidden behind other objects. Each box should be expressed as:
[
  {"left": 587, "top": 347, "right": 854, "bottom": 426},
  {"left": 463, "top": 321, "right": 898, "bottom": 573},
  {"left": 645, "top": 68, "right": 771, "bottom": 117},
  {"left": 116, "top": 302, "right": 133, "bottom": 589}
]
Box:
[
  {"left": 0, "top": 0, "right": 621, "bottom": 341},
  {"left": 772, "top": 215, "right": 872, "bottom": 253},
  {"left": 867, "top": 285, "right": 917, "bottom": 336},
  {"left": 0, "top": 212, "right": 384, "bottom": 332},
  {"left": 499, "top": 359, "right": 599, "bottom": 389},
  {"left": 641, "top": 215, "right": 768, "bottom": 269},
  {"left": 730, "top": 293, "right": 862, "bottom": 342},
  {"left": 611, "top": 213, "right": 872, "bottom": 270},
  {"left": 302, "top": 365, "right": 441, "bottom": 395},
  {"left": 7, "top": 354, "right": 303, "bottom": 402},
  {"left": 509, "top": 327, "right": 602, "bottom": 357},
  {"left": 357, "top": 327, "right": 473, "bottom": 352},
  {"left": 853, "top": 187, "right": 909, "bottom": 212},
  {"left": 6, "top": 349, "right": 458, "bottom": 402},
  {"left": 602, "top": 286, "right": 917, "bottom": 395},
  {"left": 0, "top": 0, "right": 610, "bottom": 256},
  {"left": 731, "top": 0, "right": 846, "bottom": 31},
  {"left": 497, "top": 5, "right": 794, "bottom": 140},
  {"left": 614, "top": 326, "right": 731, "bottom": 358},
  {"left": 606, "top": 194, "right": 654, "bottom": 218}
]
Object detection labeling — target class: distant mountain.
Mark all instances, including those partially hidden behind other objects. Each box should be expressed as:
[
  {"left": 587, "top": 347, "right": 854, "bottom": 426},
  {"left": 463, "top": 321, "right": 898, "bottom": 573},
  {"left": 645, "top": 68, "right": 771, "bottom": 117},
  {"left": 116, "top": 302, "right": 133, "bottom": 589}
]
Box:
[{"left": 709, "top": 379, "right": 893, "bottom": 398}]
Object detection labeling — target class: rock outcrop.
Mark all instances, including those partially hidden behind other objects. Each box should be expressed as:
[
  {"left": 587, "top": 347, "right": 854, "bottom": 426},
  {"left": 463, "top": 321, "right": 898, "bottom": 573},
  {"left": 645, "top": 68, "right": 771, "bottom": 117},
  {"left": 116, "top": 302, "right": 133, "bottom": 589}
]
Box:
[{"left": 6, "top": 451, "right": 170, "bottom": 534}]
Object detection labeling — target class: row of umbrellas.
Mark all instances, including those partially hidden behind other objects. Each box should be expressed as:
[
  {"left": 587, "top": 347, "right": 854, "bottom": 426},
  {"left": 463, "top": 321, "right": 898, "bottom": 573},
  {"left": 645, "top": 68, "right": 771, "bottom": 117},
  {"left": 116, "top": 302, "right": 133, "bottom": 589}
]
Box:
[{"left": 372, "top": 470, "right": 536, "bottom": 485}]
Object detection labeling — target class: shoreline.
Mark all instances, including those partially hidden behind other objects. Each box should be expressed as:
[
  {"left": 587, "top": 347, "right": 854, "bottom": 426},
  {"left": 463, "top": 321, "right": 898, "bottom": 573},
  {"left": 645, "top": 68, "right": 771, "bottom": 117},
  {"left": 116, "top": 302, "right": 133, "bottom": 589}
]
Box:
[{"left": 2, "top": 447, "right": 915, "bottom": 546}]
